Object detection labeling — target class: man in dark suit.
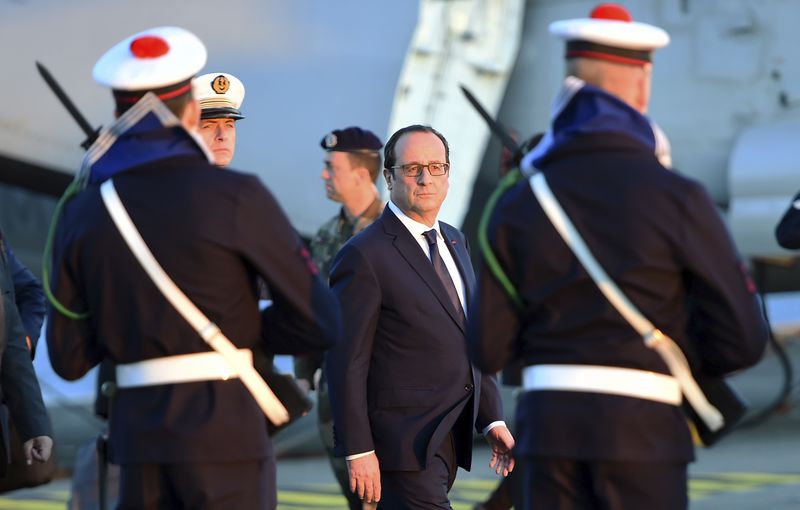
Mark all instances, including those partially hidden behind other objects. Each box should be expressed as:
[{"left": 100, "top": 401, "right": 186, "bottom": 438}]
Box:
[
  {"left": 326, "top": 125, "right": 514, "bottom": 509},
  {"left": 0, "top": 230, "right": 52, "bottom": 473},
  {"left": 467, "top": 4, "right": 768, "bottom": 509},
  {"left": 46, "top": 27, "right": 340, "bottom": 509}
]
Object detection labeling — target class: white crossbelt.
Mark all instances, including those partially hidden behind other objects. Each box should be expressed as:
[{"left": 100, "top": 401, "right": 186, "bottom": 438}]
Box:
[
  {"left": 523, "top": 364, "right": 682, "bottom": 405},
  {"left": 528, "top": 171, "right": 725, "bottom": 432},
  {"left": 116, "top": 349, "right": 253, "bottom": 388},
  {"left": 100, "top": 179, "right": 289, "bottom": 426}
]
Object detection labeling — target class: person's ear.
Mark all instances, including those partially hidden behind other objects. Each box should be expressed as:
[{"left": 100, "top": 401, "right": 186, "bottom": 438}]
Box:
[
  {"left": 383, "top": 168, "right": 393, "bottom": 190},
  {"left": 634, "top": 64, "right": 652, "bottom": 114},
  {"left": 354, "top": 165, "right": 370, "bottom": 184},
  {"left": 181, "top": 99, "right": 201, "bottom": 131}
]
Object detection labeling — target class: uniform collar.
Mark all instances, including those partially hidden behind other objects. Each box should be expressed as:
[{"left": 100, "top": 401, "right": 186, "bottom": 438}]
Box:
[
  {"left": 522, "top": 76, "right": 657, "bottom": 172},
  {"left": 342, "top": 196, "right": 384, "bottom": 224},
  {"left": 79, "top": 93, "right": 213, "bottom": 186}
]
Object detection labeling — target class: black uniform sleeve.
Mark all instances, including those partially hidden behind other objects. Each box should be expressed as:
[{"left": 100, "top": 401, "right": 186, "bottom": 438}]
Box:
[
  {"left": 467, "top": 209, "right": 522, "bottom": 375},
  {"left": 234, "top": 176, "right": 341, "bottom": 355},
  {"left": 293, "top": 352, "right": 323, "bottom": 387},
  {"left": 294, "top": 222, "right": 336, "bottom": 386},
  {"left": 679, "top": 183, "right": 768, "bottom": 375},
  {"left": 775, "top": 193, "right": 800, "bottom": 249},
  {"left": 46, "top": 209, "right": 103, "bottom": 381}
]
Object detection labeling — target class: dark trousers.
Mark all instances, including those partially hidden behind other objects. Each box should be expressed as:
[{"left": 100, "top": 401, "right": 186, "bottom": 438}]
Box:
[
  {"left": 523, "top": 457, "right": 688, "bottom": 510},
  {"left": 480, "top": 458, "right": 525, "bottom": 510},
  {"left": 117, "top": 459, "right": 275, "bottom": 510},
  {"left": 378, "top": 433, "right": 458, "bottom": 510},
  {"left": 317, "top": 379, "right": 365, "bottom": 510}
]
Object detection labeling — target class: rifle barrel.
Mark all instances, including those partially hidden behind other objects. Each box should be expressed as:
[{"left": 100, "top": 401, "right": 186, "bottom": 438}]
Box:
[
  {"left": 459, "top": 84, "right": 520, "bottom": 154},
  {"left": 36, "top": 61, "right": 98, "bottom": 146}
]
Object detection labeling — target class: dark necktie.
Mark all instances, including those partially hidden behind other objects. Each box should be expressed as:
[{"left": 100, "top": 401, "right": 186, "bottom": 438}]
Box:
[{"left": 423, "top": 229, "right": 465, "bottom": 324}]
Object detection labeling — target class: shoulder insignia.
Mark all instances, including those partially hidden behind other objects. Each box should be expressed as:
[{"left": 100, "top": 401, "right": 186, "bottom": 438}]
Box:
[{"left": 299, "top": 245, "right": 319, "bottom": 276}]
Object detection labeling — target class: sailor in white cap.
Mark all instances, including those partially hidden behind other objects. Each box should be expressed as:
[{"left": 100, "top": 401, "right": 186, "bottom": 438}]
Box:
[
  {"left": 47, "top": 26, "right": 341, "bottom": 510},
  {"left": 548, "top": 2, "right": 669, "bottom": 114},
  {"left": 194, "top": 72, "right": 246, "bottom": 167},
  {"left": 468, "top": 4, "right": 767, "bottom": 510},
  {"left": 92, "top": 25, "right": 206, "bottom": 123}
]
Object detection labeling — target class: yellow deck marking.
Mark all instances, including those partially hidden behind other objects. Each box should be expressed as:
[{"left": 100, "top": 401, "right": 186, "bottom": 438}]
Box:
[
  {"left": 714, "top": 472, "right": 800, "bottom": 484},
  {"left": 688, "top": 472, "right": 800, "bottom": 500},
  {"left": 451, "top": 478, "right": 503, "bottom": 490},
  {"left": 278, "top": 490, "right": 350, "bottom": 505},
  {"left": 1, "top": 471, "right": 797, "bottom": 508},
  {"left": 0, "top": 500, "right": 66, "bottom": 510}
]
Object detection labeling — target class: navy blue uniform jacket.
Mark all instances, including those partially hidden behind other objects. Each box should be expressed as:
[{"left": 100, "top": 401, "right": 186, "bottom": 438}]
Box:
[
  {"left": 326, "top": 207, "right": 502, "bottom": 472},
  {"left": 47, "top": 156, "right": 341, "bottom": 464},
  {"left": 468, "top": 133, "right": 768, "bottom": 463}
]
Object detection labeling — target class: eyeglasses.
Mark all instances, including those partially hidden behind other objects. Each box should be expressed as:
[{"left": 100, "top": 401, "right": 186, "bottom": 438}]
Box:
[{"left": 389, "top": 162, "right": 450, "bottom": 177}]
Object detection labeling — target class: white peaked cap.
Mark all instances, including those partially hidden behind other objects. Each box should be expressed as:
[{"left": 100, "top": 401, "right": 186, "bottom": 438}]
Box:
[{"left": 193, "top": 73, "right": 246, "bottom": 120}]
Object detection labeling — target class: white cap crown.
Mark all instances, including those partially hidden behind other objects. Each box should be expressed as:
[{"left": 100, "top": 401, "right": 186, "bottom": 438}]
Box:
[{"left": 93, "top": 26, "right": 207, "bottom": 91}]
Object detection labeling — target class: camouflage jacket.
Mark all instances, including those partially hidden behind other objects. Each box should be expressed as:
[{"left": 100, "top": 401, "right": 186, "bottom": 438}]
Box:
[
  {"left": 309, "top": 197, "right": 384, "bottom": 281},
  {"left": 295, "top": 197, "right": 384, "bottom": 384}
]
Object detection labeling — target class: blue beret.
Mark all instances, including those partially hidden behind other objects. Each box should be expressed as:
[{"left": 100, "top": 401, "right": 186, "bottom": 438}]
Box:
[{"left": 320, "top": 127, "right": 383, "bottom": 152}]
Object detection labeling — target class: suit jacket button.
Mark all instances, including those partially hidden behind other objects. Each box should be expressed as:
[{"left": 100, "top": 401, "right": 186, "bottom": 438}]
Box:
[{"left": 465, "top": 384, "right": 474, "bottom": 392}]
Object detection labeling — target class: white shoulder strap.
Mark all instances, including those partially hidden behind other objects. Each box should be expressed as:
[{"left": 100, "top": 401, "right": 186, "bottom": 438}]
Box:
[
  {"left": 528, "top": 172, "right": 723, "bottom": 432},
  {"left": 99, "top": 179, "right": 289, "bottom": 426}
]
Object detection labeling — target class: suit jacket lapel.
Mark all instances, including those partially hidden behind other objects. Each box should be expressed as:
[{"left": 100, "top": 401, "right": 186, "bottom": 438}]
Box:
[
  {"left": 440, "top": 225, "right": 475, "bottom": 312},
  {"left": 381, "top": 209, "right": 466, "bottom": 333}
]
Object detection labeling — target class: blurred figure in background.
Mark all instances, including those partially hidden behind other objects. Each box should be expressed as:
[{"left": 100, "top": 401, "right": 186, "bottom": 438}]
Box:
[
  {"left": 295, "top": 126, "right": 383, "bottom": 510},
  {"left": 194, "top": 72, "right": 245, "bottom": 168},
  {"left": 0, "top": 228, "right": 53, "bottom": 476}
]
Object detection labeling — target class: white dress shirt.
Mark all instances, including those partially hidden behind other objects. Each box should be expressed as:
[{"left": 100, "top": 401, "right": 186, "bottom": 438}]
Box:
[{"left": 386, "top": 201, "right": 467, "bottom": 316}]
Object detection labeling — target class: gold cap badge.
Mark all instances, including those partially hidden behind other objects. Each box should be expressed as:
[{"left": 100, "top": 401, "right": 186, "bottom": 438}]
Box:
[{"left": 211, "top": 75, "right": 230, "bottom": 94}]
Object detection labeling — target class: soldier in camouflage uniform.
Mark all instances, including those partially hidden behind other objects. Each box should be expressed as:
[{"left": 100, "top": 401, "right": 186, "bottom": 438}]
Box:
[{"left": 296, "top": 126, "right": 383, "bottom": 510}]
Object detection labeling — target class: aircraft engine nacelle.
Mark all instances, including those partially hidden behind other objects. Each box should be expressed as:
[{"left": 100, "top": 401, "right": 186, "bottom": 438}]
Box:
[{"left": 728, "top": 121, "right": 800, "bottom": 258}]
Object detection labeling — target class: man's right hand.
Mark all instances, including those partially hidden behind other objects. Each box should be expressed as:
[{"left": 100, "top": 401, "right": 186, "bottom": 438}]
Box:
[
  {"left": 346, "top": 452, "right": 381, "bottom": 503},
  {"left": 23, "top": 435, "right": 53, "bottom": 464}
]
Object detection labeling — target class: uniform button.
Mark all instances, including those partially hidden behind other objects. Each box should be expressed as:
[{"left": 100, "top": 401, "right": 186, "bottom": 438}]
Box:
[{"left": 465, "top": 384, "right": 474, "bottom": 392}]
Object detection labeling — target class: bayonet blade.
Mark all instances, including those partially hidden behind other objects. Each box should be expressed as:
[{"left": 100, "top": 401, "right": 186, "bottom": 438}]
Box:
[
  {"left": 459, "top": 84, "right": 520, "bottom": 154},
  {"left": 36, "top": 61, "right": 100, "bottom": 149}
]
